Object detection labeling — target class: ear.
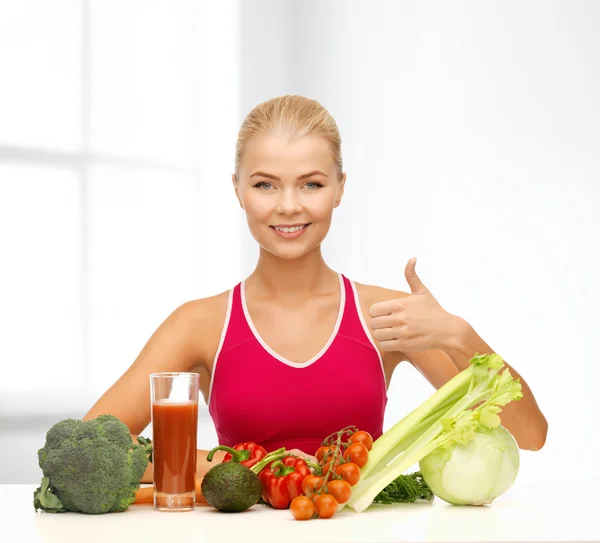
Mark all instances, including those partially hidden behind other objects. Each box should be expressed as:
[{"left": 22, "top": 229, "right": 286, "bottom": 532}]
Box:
[
  {"left": 232, "top": 174, "right": 244, "bottom": 210},
  {"left": 334, "top": 172, "right": 346, "bottom": 208}
]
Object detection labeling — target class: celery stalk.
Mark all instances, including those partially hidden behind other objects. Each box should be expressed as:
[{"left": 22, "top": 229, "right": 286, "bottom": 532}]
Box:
[
  {"left": 365, "top": 385, "right": 467, "bottom": 480},
  {"left": 360, "top": 368, "right": 472, "bottom": 482},
  {"left": 348, "top": 354, "right": 522, "bottom": 513}
]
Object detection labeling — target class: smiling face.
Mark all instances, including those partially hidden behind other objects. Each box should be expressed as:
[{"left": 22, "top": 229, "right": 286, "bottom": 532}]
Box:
[{"left": 233, "top": 132, "right": 346, "bottom": 261}]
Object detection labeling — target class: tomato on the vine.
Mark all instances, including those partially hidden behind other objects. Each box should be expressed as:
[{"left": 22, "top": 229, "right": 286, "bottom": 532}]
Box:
[
  {"left": 316, "top": 445, "right": 338, "bottom": 463},
  {"left": 320, "top": 457, "right": 341, "bottom": 476},
  {"left": 335, "top": 462, "right": 361, "bottom": 486},
  {"left": 290, "top": 496, "right": 314, "bottom": 520},
  {"left": 342, "top": 442, "right": 369, "bottom": 468},
  {"left": 314, "top": 494, "right": 338, "bottom": 519},
  {"left": 349, "top": 430, "right": 373, "bottom": 451},
  {"left": 326, "top": 479, "right": 352, "bottom": 504},
  {"left": 302, "top": 474, "right": 325, "bottom": 495}
]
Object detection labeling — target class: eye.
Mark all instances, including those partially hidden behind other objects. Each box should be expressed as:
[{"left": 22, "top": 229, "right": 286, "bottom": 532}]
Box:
[
  {"left": 305, "top": 181, "right": 324, "bottom": 189},
  {"left": 253, "top": 181, "right": 273, "bottom": 190}
]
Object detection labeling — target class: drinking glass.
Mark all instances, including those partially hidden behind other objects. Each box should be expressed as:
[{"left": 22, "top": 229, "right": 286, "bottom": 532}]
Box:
[{"left": 150, "top": 372, "right": 199, "bottom": 511}]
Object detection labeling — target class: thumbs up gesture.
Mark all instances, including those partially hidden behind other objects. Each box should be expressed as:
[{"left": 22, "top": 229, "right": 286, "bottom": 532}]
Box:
[{"left": 368, "top": 258, "right": 456, "bottom": 353}]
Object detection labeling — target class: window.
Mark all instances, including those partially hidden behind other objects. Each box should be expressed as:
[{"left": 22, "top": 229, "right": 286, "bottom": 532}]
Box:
[{"left": 0, "top": 0, "right": 242, "bottom": 418}]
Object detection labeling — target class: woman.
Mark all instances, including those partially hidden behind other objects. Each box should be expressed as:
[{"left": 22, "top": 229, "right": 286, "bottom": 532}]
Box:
[{"left": 83, "top": 95, "right": 548, "bottom": 482}]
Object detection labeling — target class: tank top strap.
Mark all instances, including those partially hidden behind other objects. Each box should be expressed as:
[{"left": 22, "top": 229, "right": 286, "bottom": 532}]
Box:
[
  {"left": 218, "top": 282, "right": 255, "bottom": 356},
  {"left": 338, "top": 274, "right": 381, "bottom": 352}
]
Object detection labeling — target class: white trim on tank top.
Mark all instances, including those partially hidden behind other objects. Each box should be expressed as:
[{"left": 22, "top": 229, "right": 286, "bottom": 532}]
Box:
[
  {"left": 240, "top": 273, "right": 346, "bottom": 368},
  {"left": 348, "top": 279, "right": 386, "bottom": 384},
  {"left": 207, "top": 287, "right": 234, "bottom": 407}
]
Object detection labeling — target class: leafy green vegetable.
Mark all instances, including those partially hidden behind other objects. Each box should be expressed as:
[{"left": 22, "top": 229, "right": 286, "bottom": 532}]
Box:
[
  {"left": 348, "top": 353, "right": 523, "bottom": 513},
  {"left": 419, "top": 425, "right": 519, "bottom": 505},
  {"left": 372, "top": 471, "right": 433, "bottom": 504},
  {"left": 34, "top": 415, "right": 152, "bottom": 515}
]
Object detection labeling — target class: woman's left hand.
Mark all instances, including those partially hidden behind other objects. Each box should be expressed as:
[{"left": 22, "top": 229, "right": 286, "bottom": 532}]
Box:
[{"left": 368, "top": 258, "right": 460, "bottom": 353}]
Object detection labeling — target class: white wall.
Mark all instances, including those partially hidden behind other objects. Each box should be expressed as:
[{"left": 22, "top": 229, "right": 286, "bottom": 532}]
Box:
[{"left": 2, "top": 1, "right": 598, "bottom": 488}]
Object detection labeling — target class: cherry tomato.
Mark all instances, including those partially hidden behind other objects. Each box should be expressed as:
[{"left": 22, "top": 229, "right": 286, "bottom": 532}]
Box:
[
  {"left": 320, "top": 457, "right": 341, "bottom": 476},
  {"left": 316, "top": 445, "right": 338, "bottom": 463},
  {"left": 314, "top": 494, "right": 338, "bottom": 519},
  {"left": 335, "top": 462, "right": 361, "bottom": 486},
  {"left": 290, "top": 496, "right": 315, "bottom": 521},
  {"left": 349, "top": 430, "right": 374, "bottom": 451},
  {"left": 302, "top": 474, "right": 325, "bottom": 496},
  {"left": 326, "top": 479, "right": 352, "bottom": 504},
  {"left": 343, "top": 443, "right": 369, "bottom": 468}
]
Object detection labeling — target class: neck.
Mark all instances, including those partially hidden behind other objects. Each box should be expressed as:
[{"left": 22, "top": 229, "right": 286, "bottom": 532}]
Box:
[{"left": 246, "top": 246, "right": 338, "bottom": 300}]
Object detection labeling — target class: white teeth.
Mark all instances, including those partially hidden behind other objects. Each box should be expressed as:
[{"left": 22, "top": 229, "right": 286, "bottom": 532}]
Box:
[{"left": 274, "top": 225, "right": 305, "bottom": 233}]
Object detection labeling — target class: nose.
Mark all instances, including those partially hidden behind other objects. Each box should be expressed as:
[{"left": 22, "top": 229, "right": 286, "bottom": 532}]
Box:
[{"left": 276, "top": 187, "right": 303, "bottom": 215}]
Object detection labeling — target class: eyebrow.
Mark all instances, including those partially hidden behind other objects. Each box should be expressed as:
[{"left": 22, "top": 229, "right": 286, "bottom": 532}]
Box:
[{"left": 249, "top": 170, "right": 328, "bottom": 180}]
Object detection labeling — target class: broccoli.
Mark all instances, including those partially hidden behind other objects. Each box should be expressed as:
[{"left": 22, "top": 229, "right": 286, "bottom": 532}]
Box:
[{"left": 33, "top": 414, "right": 152, "bottom": 515}]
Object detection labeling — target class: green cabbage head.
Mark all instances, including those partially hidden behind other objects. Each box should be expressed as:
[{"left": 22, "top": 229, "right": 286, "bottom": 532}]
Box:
[{"left": 419, "top": 425, "right": 519, "bottom": 506}]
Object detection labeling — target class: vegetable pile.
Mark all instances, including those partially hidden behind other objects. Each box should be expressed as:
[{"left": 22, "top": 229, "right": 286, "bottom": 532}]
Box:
[
  {"left": 33, "top": 353, "right": 523, "bottom": 519},
  {"left": 33, "top": 415, "right": 152, "bottom": 515},
  {"left": 200, "top": 426, "right": 434, "bottom": 520}
]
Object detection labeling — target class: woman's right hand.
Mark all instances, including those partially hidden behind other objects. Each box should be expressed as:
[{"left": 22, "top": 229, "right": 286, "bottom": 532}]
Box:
[{"left": 286, "top": 448, "right": 318, "bottom": 465}]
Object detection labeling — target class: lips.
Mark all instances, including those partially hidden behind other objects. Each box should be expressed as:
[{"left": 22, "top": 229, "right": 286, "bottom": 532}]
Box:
[
  {"left": 271, "top": 224, "right": 309, "bottom": 233},
  {"left": 269, "top": 223, "right": 311, "bottom": 239}
]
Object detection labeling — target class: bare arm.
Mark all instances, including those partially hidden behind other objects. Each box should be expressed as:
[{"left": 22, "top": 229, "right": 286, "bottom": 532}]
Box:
[
  {"left": 82, "top": 300, "right": 221, "bottom": 482},
  {"left": 401, "top": 320, "right": 548, "bottom": 451}
]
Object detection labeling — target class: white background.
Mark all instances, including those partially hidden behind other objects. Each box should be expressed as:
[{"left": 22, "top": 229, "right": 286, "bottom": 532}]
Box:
[{"left": 1, "top": 0, "right": 598, "bottom": 489}]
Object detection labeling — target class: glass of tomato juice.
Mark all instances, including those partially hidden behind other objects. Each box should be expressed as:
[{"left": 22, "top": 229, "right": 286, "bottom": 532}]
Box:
[{"left": 150, "top": 372, "right": 199, "bottom": 512}]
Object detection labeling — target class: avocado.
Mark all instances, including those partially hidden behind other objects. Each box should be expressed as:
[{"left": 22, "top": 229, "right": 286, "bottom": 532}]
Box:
[{"left": 201, "top": 461, "right": 262, "bottom": 512}]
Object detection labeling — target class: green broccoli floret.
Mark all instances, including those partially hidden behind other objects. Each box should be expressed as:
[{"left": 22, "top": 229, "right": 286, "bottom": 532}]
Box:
[{"left": 34, "top": 415, "right": 152, "bottom": 515}]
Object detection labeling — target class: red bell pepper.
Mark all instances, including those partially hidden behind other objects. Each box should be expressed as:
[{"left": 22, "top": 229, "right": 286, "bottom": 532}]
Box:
[
  {"left": 210, "top": 442, "right": 268, "bottom": 469},
  {"left": 258, "top": 456, "right": 311, "bottom": 509}
]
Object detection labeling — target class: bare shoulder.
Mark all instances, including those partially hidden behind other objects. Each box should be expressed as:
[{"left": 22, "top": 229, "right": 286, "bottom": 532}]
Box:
[
  {"left": 353, "top": 280, "right": 411, "bottom": 308},
  {"left": 182, "top": 289, "right": 232, "bottom": 365},
  {"left": 183, "top": 289, "right": 231, "bottom": 323}
]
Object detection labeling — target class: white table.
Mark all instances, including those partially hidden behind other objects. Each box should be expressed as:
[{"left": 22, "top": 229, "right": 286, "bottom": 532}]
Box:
[{"left": 6, "top": 482, "right": 598, "bottom": 543}]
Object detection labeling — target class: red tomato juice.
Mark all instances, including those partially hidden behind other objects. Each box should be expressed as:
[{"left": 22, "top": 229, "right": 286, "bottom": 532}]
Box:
[{"left": 152, "top": 400, "right": 198, "bottom": 495}]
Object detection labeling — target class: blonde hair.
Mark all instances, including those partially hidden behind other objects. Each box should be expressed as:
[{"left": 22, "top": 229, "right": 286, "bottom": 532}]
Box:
[{"left": 234, "top": 95, "right": 343, "bottom": 179}]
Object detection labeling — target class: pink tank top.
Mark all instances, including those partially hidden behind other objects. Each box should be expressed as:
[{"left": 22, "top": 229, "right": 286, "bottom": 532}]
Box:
[{"left": 207, "top": 274, "right": 388, "bottom": 455}]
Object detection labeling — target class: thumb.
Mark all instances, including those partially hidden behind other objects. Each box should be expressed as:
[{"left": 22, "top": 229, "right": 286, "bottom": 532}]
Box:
[{"left": 405, "top": 257, "right": 429, "bottom": 295}]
